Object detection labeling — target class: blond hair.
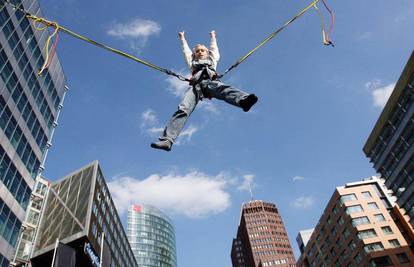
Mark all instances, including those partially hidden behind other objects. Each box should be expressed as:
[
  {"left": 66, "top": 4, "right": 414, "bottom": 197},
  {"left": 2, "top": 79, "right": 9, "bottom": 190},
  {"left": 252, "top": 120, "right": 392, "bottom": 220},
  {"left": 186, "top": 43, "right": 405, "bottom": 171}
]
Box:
[{"left": 192, "top": 44, "right": 208, "bottom": 53}]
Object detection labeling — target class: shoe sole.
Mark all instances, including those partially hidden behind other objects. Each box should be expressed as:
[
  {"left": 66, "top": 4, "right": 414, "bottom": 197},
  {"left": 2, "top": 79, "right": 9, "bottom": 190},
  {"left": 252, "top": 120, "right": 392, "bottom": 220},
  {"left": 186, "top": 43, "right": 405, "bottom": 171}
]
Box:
[{"left": 150, "top": 143, "right": 171, "bottom": 151}]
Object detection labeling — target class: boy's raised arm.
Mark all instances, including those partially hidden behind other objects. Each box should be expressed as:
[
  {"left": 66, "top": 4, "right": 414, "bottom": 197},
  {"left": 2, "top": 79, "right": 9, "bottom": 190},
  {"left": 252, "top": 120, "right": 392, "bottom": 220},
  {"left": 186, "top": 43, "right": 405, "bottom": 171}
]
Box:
[
  {"left": 179, "top": 31, "right": 192, "bottom": 70},
  {"left": 209, "top": 30, "right": 220, "bottom": 61}
]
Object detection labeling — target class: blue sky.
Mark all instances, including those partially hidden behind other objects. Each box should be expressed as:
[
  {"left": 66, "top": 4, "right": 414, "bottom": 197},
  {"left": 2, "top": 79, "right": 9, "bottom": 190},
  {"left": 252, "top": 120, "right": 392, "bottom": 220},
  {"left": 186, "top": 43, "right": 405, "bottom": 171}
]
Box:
[{"left": 35, "top": 0, "right": 414, "bottom": 266}]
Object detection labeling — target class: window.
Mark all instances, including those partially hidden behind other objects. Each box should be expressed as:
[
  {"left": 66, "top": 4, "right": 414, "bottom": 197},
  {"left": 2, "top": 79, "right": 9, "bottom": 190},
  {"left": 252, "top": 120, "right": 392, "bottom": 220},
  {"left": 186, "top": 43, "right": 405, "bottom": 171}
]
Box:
[
  {"left": 381, "top": 226, "right": 393, "bottom": 235},
  {"left": 364, "top": 242, "right": 384, "bottom": 253},
  {"left": 374, "top": 214, "right": 386, "bottom": 222},
  {"left": 362, "top": 191, "right": 372, "bottom": 199},
  {"left": 397, "top": 252, "right": 410, "bottom": 263},
  {"left": 354, "top": 252, "right": 362, "bottom": 264},
  {"left": 358, "top": 229, "right": 377, "bottom": 239},
  {"left": 346, "top": 205, "right": 363, "bottom": 214},
  {"left": 340, "top": 194, "right": 357, "bottom": 203},
  {"left": 389, "top": 239, "right": 400, "bottom": 248},
  {"left": 367, "top": 202, "right": 379, "bottom": 210},
  {"left": 370, "top": 256, "right": 392, "bottom": 267},
  {"left": 343, "top": 228, "right": 350, "bottom": 239},
  {"left": 352, "top": 216, "right": 370, "bottom": 226},
  {"left": 348, "top": 240, "right": 356, "bottom": 250}
]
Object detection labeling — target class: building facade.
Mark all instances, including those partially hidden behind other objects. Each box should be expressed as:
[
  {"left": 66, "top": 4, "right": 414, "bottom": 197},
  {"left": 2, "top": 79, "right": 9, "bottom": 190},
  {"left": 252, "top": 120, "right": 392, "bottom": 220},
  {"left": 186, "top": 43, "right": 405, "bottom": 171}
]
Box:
[
  {"left": 29, "top": 161, "right": 137, "bottom": 267},
  {"left": 296, "top": 178, "right": 414, "bottom": 267},
  {"left": 127, "top": 204, "right": 177, "bottom": 267},
  {"left": 363, "top": 51, "right": 414, "bottom": 227},
  {"left": 0, "top": 0, "right": 67, "bottom": 265},
  {"left": 231, "top": 200, "right": 296, "bottom": 267}
]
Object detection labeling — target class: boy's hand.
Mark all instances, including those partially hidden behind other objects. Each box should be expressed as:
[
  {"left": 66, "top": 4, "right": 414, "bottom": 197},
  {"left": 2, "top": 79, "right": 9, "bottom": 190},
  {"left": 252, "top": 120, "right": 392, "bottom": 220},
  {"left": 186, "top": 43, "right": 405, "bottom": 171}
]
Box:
[
  {"left": 178, "top": 31, "right": 185, "bottom": 39},
  {"left": 210, "top": 30, "right": 216, "bottom": 38}
]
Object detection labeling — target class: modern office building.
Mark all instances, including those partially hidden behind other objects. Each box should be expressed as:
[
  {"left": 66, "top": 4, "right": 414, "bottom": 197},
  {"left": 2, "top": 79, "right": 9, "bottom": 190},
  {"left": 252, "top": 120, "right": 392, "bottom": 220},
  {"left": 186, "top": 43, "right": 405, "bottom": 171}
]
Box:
[
  {"left": 296, "top": 177, "right": 414, "bottom": 267},
  {"left": 0, "top": 0, "right": 67, "bottom": 265},
  {"left": 364, "top": 51, "right": 414, "bottom": 228},
  {"left": 231, "top": 200, "right": 296, "bottom": 267},
  {"left": 28, "top": 161, "right": 137, "bottom": 267},
  {"left": 127, "top": 204, "right": 177, "bottom": 267}
]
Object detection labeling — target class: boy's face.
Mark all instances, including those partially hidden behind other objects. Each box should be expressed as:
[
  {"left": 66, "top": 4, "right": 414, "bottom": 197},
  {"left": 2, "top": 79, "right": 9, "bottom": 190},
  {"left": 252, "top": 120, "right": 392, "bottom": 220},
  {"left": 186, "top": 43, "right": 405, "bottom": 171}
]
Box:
[{"left": 194, "top": 45, "right": 208, "bottom": 60}]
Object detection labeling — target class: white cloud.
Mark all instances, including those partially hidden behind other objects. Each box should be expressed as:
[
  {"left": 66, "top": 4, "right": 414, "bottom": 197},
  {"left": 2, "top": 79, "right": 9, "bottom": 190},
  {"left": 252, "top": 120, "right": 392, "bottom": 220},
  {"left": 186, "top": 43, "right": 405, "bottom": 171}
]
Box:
[
  {"left": 176, "top": 125, "right": 199, "bottom": 145},
  {"left": 292, "top": 176, "right": 305, "bottom": 182},
  {"left": 355, "top": 31, "right": 372, "bottom": 41},
  {"left": 365, "top": 80, "right": 395, "bottom": 108},
  {"left": 238, "top": 174, "right": 255, "bottom": 191},
  {"left": 166, "top": 73, "right": 189, "bottom": 98},
  {"left": 108, "top": 171, "right": 232, "bottom": 218},
  {"left": 199, "top": 101, "right": 219, "bottom": 114},
  {"left": 107, "top": 18, "right": 161, "bottom": 39},
  {"left": 141, "top": 109, "right": 158, "bottom": 127},
  {"left": 292, "top": 196, "right": 315, "bottom": 209},
  {"left": 372, "top": 84, "right": 395, "bottom": 108},
  {"left": 140, "top": 109, "right": 163, "bottom": 137},
  {"left": 107, "top": 18, "right": 161, "bottom": 52}
]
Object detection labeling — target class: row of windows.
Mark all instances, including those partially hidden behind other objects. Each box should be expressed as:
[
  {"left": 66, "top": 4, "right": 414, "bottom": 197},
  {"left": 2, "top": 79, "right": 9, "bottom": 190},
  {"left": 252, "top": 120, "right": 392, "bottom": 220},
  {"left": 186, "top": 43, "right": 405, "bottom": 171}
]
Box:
[
  {"left": 253, "top": 243, "right": 291, "bottom": 250},
  {"left": 0, "top": 145, "right": 31, "bottom": 208},
  {"left": 402, "top": 191, "right": 414, "bottom": 221},
  {"left": 130, "top": 213, "right": 174, "bottom": 232},
  {"left": 357, "top": 226, "right": 393, "bottom": 240},
  {"left": 351, "top": 213, "right": 386, "bottom": 226},
  {"left": 340, "top": 191, "right": 373, "bottom": 203},
  {"left": 131, "top": 244, "right": 176, "bottom": 260},
  {"left": 0, "top": 49, "right": 49, "bottom": 150},
  {"left": 132, "top": 249, "right": 176, "bottom": 265},
  {"left": 262, "top": 258, "right": 290, "bottom": 266},
  {"left": 128, "top": 224, "right": 175, "bottom": 240},
  {"left": 345, "top": 202, "right": 379, "bottom": 214},
  {"left": 0, "top": 197, "right": 22, "bottom": 247},
  {"left": 368, "top": 86, "right": 413, "bottom": 165},
  {"left": 0, "top": 6, "right": 58, "bottom": 130},
  {"left": 0, "top": 95, "right": 40, "bottom": 177},
  {"left": 380, "top": 114, "right": 414, "bottom": 179},
  {"left": 255, "top": 249, "right": 292, "bottom": 257},
  {"left": 392, "top": 153, "right": 414, "bottom": 202}
]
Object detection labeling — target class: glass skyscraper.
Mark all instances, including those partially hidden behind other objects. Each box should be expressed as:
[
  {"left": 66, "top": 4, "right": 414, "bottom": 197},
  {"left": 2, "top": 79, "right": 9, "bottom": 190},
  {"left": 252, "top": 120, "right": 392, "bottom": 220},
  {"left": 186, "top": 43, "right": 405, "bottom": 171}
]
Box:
[
  {"left": 0, "top": 0, "right": 66, "bottom": 265},
  {"left": 364, "top": 51, "right": 414, "bottom": 226},
  {"left": 127, "top": 204, "right": 177, "bottom": 267}
]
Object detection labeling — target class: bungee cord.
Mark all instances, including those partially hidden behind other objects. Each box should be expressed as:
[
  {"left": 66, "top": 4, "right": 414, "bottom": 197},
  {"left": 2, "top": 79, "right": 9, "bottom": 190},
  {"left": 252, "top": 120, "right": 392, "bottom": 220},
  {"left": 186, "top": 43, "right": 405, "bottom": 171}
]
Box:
[
  {"left": 0, "top": 0, "right": 190, "bottom": 81},
  {"left": 220, "top": 0, "right": 335, "bottom": 78},
  {"left": 1, "top": 0, "right": 334, "bottom": 82}
]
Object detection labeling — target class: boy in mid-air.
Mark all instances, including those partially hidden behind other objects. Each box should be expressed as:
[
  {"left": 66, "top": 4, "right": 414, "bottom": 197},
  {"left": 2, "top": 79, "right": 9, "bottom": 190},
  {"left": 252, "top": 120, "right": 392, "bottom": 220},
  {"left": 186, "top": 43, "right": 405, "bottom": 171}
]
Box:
[{"left": 151, "top": 30, "right": 258, "bottom": 151}]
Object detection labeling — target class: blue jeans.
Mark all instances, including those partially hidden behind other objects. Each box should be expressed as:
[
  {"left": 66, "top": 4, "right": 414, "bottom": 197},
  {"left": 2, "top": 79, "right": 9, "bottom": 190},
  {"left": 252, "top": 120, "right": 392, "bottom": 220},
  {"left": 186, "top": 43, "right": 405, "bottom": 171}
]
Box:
[{"left": 160, "top": 80, "right": 250, "bottom": 142}]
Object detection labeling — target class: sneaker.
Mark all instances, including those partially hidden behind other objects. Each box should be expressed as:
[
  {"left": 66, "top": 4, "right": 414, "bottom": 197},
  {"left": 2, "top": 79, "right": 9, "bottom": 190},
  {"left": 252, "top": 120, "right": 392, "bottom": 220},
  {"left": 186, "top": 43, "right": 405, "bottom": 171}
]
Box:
[
  {"left": 240, "top": 94, "right": 258, "bottom": 112},
  {"left": 150, "top": 140, "right": 172, "bottom": 151}
]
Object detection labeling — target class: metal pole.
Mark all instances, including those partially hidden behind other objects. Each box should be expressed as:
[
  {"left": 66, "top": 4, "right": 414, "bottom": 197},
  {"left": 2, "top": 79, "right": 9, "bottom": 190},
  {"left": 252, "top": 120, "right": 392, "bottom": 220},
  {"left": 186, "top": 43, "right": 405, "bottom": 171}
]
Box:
[
  {"left": 50, "top": 238, "right": 59, "bottom": 267},
  {"left": 99, "top": 232, "right": 104, "bottom": 267}
]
